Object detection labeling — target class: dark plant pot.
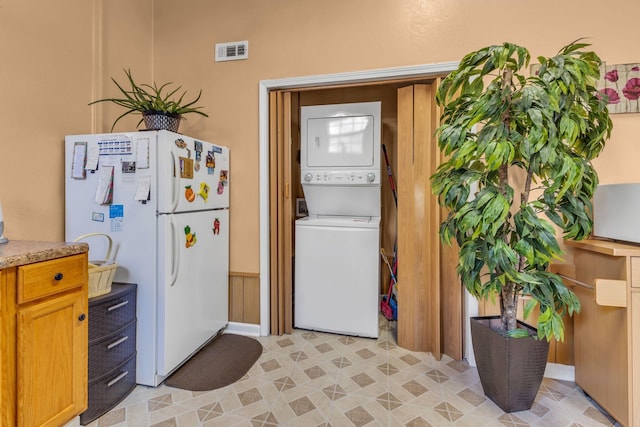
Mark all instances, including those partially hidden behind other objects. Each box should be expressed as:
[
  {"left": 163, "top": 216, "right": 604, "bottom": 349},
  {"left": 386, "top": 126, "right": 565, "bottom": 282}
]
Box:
[
  {"left": 142, "top": 111, "right": 181, "bottom": 132},
  {"left": 470, "top": 316, "right": 549, "bottom": 413}
]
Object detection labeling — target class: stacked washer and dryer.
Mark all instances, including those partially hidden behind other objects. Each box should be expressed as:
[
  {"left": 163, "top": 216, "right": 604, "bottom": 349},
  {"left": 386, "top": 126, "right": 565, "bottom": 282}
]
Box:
[{"left": 294, "top": 101, "right": 382, "bottom": 338}]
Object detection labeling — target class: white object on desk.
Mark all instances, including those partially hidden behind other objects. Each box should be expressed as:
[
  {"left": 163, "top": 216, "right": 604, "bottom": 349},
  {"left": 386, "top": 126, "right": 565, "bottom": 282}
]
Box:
[
  {"left": 0, "top": 200, "right": 8, "bottom": 243},
  {"left": 593, "top": 183, "right": 640, "bottom": 244}
]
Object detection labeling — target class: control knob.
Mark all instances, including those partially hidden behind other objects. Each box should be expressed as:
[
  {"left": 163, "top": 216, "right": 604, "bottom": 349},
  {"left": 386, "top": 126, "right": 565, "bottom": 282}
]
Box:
[
  {"left": 366, "top": 172, "right": 376, "bottom": 183},
  {"left": 304, "top": 173, "right": 313, "bottom": 182}
]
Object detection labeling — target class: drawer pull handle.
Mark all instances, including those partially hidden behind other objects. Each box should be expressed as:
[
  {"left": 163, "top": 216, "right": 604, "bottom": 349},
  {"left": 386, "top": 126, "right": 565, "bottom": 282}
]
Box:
[
  {"left": 107, "top": 371, "right": 129, "bottom": 387},
  {"left": 107, "top": 300, "right": 129, "bottom": 312},
  {"left": 54, "top": 273, "right": 64, "bottom": 281},
  {"left": 78, "top": 313, "right": 86, "bottom": 321},
  {"left": 107, "top": 336, "right": 129, "bottom": 350}
]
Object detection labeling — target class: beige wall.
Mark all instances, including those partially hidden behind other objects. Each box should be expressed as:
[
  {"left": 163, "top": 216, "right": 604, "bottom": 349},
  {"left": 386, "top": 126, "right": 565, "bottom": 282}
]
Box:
[
  {"left": 0, "top": 0, "right": 152, "bottom": 239},
  {"left": 1, "top": 0, "right": 638, "bottom": 275}
]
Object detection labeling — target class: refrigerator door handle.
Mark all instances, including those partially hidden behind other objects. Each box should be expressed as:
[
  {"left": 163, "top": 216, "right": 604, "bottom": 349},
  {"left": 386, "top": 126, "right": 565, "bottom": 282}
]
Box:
[
  {"left": 170, "top": 149, "right": 180, "bottom": 213},
  {"left": 169, "top": 215, "right": 180, "bottom": 287}
]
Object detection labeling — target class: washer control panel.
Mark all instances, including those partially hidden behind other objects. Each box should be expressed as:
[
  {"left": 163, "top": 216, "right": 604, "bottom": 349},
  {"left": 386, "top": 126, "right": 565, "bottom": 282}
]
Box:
[{"left": 302, "top": 170, "right": 379, "bottom": 185}]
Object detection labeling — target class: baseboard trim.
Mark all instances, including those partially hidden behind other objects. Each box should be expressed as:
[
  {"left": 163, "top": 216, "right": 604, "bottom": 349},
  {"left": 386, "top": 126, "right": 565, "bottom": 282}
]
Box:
[
  {"left": 225, "top": 321, "right": 261, "bottom": 337},
  {"left": 544, "top": 362, "right": 575, "bottom": 382}
]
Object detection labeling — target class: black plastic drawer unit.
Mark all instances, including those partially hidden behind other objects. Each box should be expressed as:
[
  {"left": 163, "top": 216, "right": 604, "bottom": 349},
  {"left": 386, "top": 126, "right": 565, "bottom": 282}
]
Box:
[
  {"left": 81, "top": 283, "right": 137, "bottom": 425},
  {"left": 81, "top": 355, "right": 137, "bottom": 424},
  {"left": 88, "top": 321, "right": 137, "bottom": 379}
]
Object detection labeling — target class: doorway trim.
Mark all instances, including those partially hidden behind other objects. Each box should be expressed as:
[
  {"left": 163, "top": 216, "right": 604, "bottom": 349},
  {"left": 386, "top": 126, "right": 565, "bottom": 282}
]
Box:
[{"left": 258, "top": 61, "right": 459, "bottom": 336}]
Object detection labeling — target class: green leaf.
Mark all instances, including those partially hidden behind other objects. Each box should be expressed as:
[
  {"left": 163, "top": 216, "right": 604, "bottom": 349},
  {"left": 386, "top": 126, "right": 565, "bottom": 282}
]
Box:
[
  {"left": 523, "top": 299, "right": 537, "bottom": 320},
  {"left": 507, "top": 329, "right": 531, "bottom": 338}
]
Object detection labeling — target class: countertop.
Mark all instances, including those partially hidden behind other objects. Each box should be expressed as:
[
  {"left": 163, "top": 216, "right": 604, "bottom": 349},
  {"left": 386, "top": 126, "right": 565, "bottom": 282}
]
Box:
[{"left": 0, "top": 240, "right": 89, "bottom": 269}]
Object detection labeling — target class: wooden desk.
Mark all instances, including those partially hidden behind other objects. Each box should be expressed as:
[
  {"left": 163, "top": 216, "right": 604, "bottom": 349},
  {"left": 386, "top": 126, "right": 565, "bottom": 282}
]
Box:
[{"left": 565, "top": 239, "right": 640, "bottom": 427}]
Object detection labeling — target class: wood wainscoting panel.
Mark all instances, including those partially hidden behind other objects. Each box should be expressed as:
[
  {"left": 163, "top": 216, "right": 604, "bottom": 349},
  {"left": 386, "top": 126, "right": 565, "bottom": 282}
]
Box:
[
  {"left": 229, "top": 275, "right": 244, "bottom": 323},
  {"left": 229, "top": 272, "right": 260, "bottom": 325}
]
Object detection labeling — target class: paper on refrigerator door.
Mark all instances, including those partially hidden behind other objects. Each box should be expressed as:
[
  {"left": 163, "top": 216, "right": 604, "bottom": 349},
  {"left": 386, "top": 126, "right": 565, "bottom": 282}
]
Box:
[
  {"left": 86, "top": 144, "right": 99, "bottom": 171},
  {"left": 71, "top": 142, "right": 87, "bottom": 179},
  {"left": 135, "top": 175, "right": 151, "bottom": 201},
  {"left": 94, "top": 165, "right": 114, "bottom": 205},
  {"left": 136, "top": 137, "right": 150, "bottom": 169}
]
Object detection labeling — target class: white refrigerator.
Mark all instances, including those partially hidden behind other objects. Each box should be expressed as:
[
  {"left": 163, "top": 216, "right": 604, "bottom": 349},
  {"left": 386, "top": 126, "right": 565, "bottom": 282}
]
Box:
[{"left": 64, "top": 130, "right": 230, "bottom": 386}]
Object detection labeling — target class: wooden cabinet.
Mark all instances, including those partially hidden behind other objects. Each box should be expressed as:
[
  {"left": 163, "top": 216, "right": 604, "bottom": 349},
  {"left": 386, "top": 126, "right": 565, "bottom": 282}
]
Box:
[
  {"left": 1, "top": 252, "right": 88, "bottom": 427},
  {"left": 80, "top": 283, "right": 136, "bottom": 425},
  {"left": 564, "top": 240, "right": 640, "bottom": 427}
]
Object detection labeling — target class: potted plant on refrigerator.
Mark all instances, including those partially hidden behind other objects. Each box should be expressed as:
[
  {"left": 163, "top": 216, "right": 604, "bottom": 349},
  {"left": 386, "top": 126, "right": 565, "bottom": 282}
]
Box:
[
  {"left": 89, "top": 68, "right": 209, "bottom": 132},
  {"left": 431, "top": 40, "right": 613, "bottom": 412}
]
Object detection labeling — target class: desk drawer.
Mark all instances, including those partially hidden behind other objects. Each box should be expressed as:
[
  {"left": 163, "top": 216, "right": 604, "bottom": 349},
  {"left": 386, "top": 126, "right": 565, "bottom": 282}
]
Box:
[
  {"left": 89, "top": 320, "right": 136, "bottom": 379},
  {"left": 17, "top": 254, "right": 87, "bottom": 304}
]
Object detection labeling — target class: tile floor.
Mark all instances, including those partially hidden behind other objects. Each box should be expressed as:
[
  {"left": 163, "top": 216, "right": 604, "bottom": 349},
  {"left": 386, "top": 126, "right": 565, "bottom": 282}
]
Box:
[{"left": 82, "top": 318, "right": 620, "bottom": 427}]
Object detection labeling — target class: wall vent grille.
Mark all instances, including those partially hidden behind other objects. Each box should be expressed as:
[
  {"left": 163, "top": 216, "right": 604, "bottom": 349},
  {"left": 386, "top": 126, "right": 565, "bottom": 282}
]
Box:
[{"left": 215, "top": 41, "right": 249, "bottom": 62}]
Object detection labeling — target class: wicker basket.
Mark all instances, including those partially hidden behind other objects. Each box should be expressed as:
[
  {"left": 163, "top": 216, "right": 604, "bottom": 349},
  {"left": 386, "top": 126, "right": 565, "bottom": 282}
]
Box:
[
  {"left": 87, "top": 260, "right": 118, "bottom": 298},
  {"left": 73, "top": 233, "right": 119, "bottom": 298}
]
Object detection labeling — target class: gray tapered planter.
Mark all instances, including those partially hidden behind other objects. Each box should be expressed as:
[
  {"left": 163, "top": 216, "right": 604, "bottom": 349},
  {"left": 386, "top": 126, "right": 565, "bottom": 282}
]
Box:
[{"left": 471, "top": 316, "right": 550, "bottom": 413}]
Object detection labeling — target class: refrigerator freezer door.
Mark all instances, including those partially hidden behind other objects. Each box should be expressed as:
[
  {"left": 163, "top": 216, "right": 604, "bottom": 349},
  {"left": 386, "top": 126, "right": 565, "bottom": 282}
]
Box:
[
  {"left": 156, "top": 209, "right": 229, "bottom": 377},
  {"left": 156, "top": 131, "right": 229, "bottom": 213}
]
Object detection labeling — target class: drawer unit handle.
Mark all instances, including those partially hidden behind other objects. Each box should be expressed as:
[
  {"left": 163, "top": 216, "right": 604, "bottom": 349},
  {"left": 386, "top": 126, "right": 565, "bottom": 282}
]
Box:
[
  {"left": 107, "top": 371, "right": 129, "bottom": 387},
  {"left": 54, "top": 272, "right": 64, "bottom": 281},
  {"left": 107, "top": 336, "right": 129, "bottom": 350},
  {"left": 107, "top": 300, "right": 129, "bottom": 312}
]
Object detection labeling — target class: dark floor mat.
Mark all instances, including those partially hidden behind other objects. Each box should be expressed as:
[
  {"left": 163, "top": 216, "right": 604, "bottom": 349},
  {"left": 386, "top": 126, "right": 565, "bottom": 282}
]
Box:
[{"left": 164, "top": 333, "right": 263, "bottom": 391}]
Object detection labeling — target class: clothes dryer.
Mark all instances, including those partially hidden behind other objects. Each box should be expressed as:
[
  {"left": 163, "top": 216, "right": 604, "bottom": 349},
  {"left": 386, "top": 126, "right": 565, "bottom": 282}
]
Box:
[{"left": 300, "top": 101, "right": 381, "bottom": 217}]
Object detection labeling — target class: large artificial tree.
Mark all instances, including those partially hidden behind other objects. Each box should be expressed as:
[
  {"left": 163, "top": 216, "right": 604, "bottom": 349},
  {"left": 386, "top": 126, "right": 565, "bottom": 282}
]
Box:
[{"left": 431, "top": 40, "right": 613, "bottom": 341}]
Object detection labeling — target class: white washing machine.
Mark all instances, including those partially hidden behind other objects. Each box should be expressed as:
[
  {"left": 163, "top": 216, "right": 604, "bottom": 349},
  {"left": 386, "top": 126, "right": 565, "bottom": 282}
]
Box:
[{"left": 295, "top": 215, "right": 380, "bottom": 338}]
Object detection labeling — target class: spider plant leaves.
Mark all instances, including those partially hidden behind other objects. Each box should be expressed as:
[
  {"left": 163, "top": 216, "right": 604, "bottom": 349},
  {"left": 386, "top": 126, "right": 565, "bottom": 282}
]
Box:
[{"left": 89, "top": 68, "right": 209, "bottom": 131}]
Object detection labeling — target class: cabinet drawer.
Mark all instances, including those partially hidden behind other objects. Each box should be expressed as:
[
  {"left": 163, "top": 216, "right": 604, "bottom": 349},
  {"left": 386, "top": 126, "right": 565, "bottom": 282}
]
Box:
[
  {"left": 17, "top": 253, "right": 87, "bottom": 304},
  {"left": 89, "top": 320, "right": 137, "bottom": 379},
  {"left": 81, "top": 355, "right": 136, "bottom": 425},
  {"left": 89, "top": 287, "right": 136, "bottom": 340}
]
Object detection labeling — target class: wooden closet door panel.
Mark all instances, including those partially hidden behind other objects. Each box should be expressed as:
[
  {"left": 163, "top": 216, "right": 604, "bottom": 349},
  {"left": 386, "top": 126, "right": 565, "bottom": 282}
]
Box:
[
  {"left": 269, "top": 91, "right": 280, "bottom": 334},
  {"left": 397, "top": 82, "right": 462, "bottom": 360},
  {"left": 397, "top": 84, "right": 440, "bottom": 356},
  {"left": 269, "top": 90, "right": 294, "bottom": 335}
]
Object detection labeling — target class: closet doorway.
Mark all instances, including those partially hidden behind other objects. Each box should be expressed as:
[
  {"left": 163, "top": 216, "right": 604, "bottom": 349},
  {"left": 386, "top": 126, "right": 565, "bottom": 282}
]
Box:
[{"left": 260, "top": 64, "right": 464, "bottom": 360}]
